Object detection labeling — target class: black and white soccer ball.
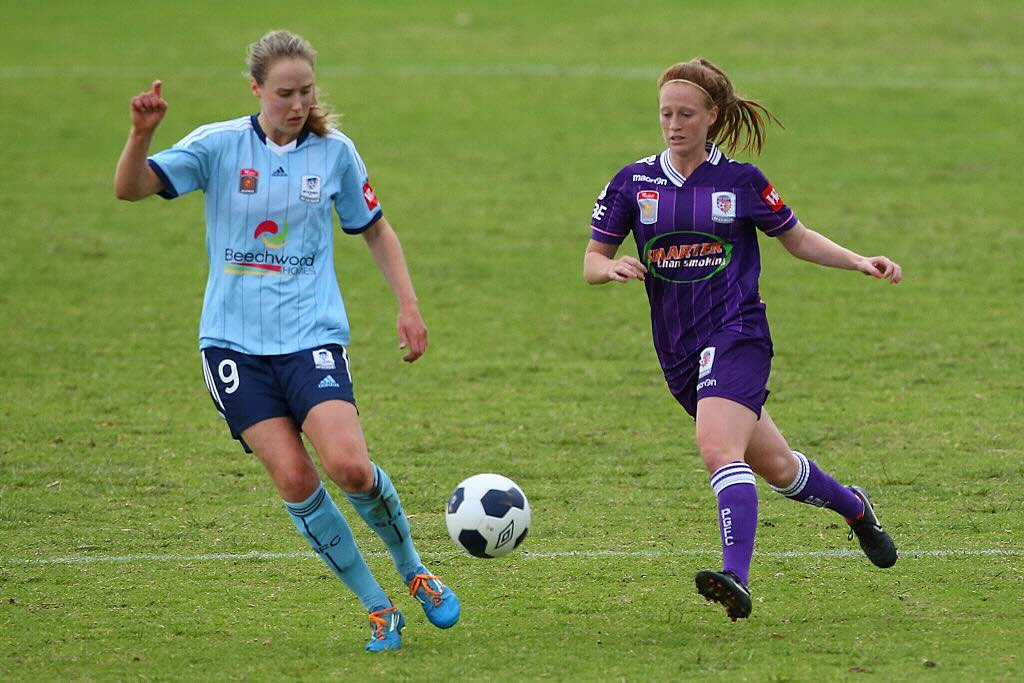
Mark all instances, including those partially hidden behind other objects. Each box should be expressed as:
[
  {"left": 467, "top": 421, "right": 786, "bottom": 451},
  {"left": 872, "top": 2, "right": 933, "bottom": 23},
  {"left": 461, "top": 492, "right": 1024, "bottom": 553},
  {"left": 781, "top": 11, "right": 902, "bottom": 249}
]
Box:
[{"left": 445, "top": 473, "right": 531, "bottom": 558}]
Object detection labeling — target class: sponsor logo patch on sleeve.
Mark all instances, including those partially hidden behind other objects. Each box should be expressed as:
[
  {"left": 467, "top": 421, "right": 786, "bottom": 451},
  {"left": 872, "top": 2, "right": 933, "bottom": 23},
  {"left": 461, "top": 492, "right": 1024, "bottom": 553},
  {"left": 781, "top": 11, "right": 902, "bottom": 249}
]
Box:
[
  {"left": 362, "top": 181, "right": 379, "bottom": 211},
  {"left": 760, "top": 184, "right": 784, "bottom": 212}
]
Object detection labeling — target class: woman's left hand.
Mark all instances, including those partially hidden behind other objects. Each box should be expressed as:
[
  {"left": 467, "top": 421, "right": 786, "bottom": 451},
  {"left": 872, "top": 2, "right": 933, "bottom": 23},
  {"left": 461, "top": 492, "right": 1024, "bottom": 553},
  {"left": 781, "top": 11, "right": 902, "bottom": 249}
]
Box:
[
  {"left": 397, "top": 304, "right": 428, "bottom": 362},
  {"left": 856, "top": 256, "right": 902, "bottom": 284}
]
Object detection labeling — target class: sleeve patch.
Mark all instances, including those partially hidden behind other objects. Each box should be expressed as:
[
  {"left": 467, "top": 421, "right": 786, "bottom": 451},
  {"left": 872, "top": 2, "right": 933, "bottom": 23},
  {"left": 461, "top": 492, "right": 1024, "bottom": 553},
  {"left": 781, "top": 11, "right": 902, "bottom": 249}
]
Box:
[
  {"left": 362, "top": 181, "right": 379, "bottom": 211},
  {"left": 760, "top": 183, "right": 784, "bottom": 212}
]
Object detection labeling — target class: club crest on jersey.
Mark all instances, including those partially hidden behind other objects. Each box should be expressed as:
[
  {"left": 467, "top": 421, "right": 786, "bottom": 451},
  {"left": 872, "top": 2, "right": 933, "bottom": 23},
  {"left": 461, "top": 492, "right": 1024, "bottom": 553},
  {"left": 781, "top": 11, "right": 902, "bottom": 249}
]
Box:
[
  {"left": 637, "top": 190, "right": 659, "bottom": 225},
  {"left": 711, "top": 191, "right": 736, "bottom": 223},
  {"left": 699, "top": 347, "right": 716, "bottom": 378},
  {"left": 239, "top": 168, "right": 259, "bottom": 194},
  {"left": 300, "top": 175, "right": 321, "bottom": 203}
]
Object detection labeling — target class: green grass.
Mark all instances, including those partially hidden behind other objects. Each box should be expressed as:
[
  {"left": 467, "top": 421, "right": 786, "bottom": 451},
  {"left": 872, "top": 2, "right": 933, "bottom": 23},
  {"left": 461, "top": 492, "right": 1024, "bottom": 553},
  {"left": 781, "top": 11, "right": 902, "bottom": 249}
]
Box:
[{"left": 1, "top": 1, "right": 1022, "bottom": 680}]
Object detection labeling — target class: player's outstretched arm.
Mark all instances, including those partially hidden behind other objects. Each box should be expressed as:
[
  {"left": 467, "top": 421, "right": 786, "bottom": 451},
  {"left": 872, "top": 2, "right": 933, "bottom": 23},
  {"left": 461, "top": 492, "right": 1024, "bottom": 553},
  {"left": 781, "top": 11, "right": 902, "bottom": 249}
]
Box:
[
  {"left": 776, "top": 221, "right": 902, "bottom": 284},
  {"left": 362, "top": 217, "right": 428, "bottom": 362},
  {"left": 115, "top": 80, "right": 168, "bottom": 201},
  {"left": 584, "top": 239, "right": 647, "bottom": 284}
]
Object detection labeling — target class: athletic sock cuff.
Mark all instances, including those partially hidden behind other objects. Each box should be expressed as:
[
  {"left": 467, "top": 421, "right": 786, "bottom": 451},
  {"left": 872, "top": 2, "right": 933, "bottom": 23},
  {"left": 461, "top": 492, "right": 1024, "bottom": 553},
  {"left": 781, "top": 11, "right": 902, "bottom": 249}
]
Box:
[
  {"left": 768, "top": 450, "right": 810, "bottom": 497},
  {"left": 284, "top": 482, "right": 327, "bottom": 516},
  {"left": 345, "top": 463, "right": 382, "bottom": 502},
  {"left": 710, "top": 462, "right": 756, "bottom": 495}
]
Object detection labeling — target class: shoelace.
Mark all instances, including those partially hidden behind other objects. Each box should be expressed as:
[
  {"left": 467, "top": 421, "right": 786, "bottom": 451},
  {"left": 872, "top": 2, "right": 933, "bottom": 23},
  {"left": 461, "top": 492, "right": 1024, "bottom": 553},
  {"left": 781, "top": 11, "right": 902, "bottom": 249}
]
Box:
[
  {"left": 368, "top": 606, "right": 399, "bottom": 640},
  {"left": 408, "top": 574, "right": 446, "bottom": 606}
]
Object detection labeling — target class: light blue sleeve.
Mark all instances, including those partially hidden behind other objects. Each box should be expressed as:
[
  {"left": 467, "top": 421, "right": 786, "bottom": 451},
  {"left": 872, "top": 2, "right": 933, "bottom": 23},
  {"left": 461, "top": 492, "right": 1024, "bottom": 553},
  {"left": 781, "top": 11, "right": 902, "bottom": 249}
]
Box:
[
  {"left": 334, "top": 140, "right": 383, "bottom": 234},
  {"left": 147, "top": 127, "right": 214, "bottom": 199}
]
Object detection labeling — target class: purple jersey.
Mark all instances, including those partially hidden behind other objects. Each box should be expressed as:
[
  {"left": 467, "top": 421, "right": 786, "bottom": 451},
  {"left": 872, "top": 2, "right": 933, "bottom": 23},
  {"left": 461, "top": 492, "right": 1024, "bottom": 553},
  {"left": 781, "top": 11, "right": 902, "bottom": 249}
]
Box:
[{"left": 590, "top": 143, "right": 797, "bottom": 383}]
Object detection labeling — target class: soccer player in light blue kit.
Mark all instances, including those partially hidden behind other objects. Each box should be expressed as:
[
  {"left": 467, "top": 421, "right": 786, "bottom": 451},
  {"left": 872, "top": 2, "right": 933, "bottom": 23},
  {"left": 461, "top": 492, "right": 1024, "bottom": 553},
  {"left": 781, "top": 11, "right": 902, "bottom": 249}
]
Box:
[{"left": 114, "top": 30, "right": 458, "bottom": 652}]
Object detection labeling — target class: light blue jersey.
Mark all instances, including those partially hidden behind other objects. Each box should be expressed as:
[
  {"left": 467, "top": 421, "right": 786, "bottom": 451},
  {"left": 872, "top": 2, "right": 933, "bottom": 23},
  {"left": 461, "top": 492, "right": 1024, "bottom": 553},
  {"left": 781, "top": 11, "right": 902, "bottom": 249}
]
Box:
[{"left": 148, "top": 115, "right": 382, "bottom": 355}]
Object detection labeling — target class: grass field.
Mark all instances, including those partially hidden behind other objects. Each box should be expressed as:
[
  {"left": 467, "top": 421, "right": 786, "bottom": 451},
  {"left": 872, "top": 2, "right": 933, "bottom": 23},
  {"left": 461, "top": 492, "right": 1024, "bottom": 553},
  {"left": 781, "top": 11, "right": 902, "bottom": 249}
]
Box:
[{"left": 2, "top": 1, "right": 1022, "bottom": 680}]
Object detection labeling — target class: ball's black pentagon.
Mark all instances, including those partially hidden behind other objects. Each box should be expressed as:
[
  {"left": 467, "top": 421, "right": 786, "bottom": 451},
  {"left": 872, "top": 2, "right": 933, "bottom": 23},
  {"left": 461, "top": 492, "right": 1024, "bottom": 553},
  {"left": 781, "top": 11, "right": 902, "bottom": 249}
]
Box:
[
  {"left": 447, "top": 486, "right": 465, "bottom": 514},
  {"left": 480, "top": 487, "right": 525, "bottom": 518},
  {"left": 513, "top": 526, "right": 529, "bottom": 549},
  {"left": 458, "top": 529, "right": 492, "bottom": 558}
]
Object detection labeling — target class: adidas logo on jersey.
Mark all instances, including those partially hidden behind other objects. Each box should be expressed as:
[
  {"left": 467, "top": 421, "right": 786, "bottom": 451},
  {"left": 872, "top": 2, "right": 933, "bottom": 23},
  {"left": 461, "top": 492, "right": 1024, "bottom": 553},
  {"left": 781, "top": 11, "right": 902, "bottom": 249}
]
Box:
[
  {"left": 318, "top": 375, "right": 340, "bottom": 389},
  {"left": 272, "top": 167, "right": 287, "bottom": 177}
]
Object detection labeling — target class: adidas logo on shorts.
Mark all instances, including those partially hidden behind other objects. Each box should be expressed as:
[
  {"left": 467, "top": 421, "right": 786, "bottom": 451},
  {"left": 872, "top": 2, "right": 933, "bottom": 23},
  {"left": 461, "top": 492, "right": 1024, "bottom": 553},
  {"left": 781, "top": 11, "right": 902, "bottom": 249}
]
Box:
[{"left": 318, "top": 375, "right": 340, "bottom": 389}]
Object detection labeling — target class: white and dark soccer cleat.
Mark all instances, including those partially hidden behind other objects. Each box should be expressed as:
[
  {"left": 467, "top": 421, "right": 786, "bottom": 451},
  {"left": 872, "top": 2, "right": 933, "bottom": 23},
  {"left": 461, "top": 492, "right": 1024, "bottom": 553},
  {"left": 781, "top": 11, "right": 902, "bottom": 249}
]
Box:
[
  {"left": 695, "top": 569, "right": 752, "bottom": 622},
  {"left": 846, "top": 485, "right": 898, "bottom": 568}
]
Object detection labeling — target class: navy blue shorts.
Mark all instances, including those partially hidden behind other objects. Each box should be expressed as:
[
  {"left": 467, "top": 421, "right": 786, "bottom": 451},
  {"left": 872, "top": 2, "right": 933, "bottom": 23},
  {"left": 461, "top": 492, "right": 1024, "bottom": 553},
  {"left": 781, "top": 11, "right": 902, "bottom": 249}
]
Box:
[
  {"left": 200, "top": 344, "right": 356, "bottom": 452},
  {"left": 668, "top": 333, "right": 773, "bottom": 419}
]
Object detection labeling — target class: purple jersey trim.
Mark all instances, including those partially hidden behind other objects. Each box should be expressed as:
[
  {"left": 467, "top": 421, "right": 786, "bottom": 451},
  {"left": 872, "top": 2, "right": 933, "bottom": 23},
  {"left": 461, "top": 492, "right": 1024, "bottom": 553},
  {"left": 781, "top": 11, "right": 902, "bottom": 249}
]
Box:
[
  {"left": 590, "top": 224, "right": 628, "bottom": 244},
  {"left": 761, "top": 211, "right": 798, "bottom": 236}
]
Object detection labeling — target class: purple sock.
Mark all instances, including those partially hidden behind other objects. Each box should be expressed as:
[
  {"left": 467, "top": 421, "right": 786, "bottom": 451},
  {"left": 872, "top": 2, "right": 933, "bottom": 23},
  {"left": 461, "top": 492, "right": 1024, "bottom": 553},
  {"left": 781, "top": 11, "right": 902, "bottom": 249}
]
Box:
[
  {"left": 710, "top": 462, "right": 758, "bottom": 586},
  {"left": 769, "top": 451, "right": 865, "bottom": 520}
]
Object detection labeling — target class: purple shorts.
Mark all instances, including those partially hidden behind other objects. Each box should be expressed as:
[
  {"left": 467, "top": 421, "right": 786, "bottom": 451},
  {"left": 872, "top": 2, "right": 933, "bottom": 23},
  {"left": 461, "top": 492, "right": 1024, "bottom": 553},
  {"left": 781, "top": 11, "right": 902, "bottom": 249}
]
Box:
[{"left": 668, "top": 333, "right": 773, "bottom": 419}]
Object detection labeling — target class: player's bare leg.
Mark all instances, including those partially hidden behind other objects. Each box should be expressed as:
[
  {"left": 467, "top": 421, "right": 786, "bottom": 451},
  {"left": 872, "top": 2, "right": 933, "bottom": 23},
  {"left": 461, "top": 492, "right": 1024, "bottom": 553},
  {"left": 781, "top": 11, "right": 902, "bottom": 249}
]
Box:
[
  {"left": 744, "top": 409, "right": 897, "bottom": 568},
  {"left": 242, "top": 416, "right": 399, "bottom": 651},
  {"left": 693, "top": 398, "right": 757, "bottom": 620},
  {"left": 304, "top": 400, "right": 461, "bottom": 628}
]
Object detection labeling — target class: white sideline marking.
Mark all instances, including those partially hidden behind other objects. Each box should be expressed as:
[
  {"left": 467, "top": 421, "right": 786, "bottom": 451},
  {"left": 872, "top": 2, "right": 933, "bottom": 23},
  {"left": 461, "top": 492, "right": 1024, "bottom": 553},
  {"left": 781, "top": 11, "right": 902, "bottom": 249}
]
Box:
[
  {"left": 2, "top": 547, "right": 1020, "bottom": 567},
  {"left": 1, "top": 63, "right": 1022, "bottom": 90}
]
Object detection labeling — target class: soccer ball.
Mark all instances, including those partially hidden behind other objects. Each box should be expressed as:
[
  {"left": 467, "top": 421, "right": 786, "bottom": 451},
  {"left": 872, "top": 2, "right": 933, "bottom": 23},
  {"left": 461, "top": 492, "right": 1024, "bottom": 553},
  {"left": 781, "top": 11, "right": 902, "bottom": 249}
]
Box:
[{"left": 445, "top": 473, "right": 531, "bottom": 558}]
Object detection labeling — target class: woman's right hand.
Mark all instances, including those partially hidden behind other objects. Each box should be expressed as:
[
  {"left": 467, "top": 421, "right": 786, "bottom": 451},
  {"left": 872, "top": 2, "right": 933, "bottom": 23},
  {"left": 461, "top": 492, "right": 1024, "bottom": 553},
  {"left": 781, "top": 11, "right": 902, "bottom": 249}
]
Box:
[
  {"left": 130, "top": 80, "right": 167, "bottom": 134},
  {"left": 605, "top": 255, "right": 647, "bottom": 283}
]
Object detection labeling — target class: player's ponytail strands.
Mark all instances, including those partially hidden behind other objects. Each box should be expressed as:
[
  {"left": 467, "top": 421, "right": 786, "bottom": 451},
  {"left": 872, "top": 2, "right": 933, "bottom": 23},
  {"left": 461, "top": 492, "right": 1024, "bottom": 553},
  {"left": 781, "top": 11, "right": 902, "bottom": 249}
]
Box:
[
  {"left": 247, "top": 29, "right": 338, "bottom": 138},
  {"left": 658, "top": 58, "right": 783, "bottom": 156}
]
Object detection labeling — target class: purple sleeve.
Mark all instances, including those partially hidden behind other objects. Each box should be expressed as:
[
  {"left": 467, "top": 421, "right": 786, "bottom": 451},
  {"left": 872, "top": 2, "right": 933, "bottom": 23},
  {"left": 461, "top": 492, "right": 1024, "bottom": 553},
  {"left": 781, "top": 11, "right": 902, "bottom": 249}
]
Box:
[
  {"left": 746, "top": 166, "right": 797, "bottom": 237},
  {"left": 589, "top": 169, "right": 633, "bottom": 244}
]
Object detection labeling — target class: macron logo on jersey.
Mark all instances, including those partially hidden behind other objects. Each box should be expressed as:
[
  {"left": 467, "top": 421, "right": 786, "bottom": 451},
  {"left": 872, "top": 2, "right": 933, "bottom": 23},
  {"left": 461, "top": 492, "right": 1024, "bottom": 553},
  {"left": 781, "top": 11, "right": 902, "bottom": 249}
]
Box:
[{"left": 632, "top": 174, "right": 667, "bottom": 185}]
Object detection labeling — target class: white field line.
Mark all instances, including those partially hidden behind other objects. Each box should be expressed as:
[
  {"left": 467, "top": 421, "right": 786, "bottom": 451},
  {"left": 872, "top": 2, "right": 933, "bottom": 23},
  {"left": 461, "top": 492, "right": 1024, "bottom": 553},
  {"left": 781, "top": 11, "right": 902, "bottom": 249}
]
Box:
[
  {"left": 2, "top": 547, "right": 1021, "bottom": 567},
  {"left": 1, "top": 63, "right": 1022, "bottom": 89}
]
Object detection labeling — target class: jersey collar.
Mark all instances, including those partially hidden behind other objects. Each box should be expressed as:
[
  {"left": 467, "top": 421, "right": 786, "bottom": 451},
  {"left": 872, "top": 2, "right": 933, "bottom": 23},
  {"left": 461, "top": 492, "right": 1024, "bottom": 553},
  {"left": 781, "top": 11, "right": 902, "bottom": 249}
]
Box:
[
  {"left": 249, "top": 114, "right": 312, "bottom": 150},
  {"left": 659, "top": 142, "right": 724, "bottom": 187}
]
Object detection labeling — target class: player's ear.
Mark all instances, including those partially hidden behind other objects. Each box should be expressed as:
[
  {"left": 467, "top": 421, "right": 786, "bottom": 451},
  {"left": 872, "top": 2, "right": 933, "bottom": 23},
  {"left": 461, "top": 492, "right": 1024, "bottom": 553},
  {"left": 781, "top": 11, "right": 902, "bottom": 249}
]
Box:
[
  {"left": 708, "top": 104, "right": 719, "bottom": 126},
  {"left": 251, "top": 78, "right": 261, "bottom": 98}
]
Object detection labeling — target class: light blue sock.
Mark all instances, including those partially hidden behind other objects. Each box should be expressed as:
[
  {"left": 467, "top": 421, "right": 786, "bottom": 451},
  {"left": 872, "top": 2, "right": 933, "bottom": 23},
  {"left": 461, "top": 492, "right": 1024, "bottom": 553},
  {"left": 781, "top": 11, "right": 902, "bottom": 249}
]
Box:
[
  {"left": 285, "top": 482, "right": 390, "bottom": 612},
  {"left": 346, "top": 464, "right": 423, "bottom": 579}
]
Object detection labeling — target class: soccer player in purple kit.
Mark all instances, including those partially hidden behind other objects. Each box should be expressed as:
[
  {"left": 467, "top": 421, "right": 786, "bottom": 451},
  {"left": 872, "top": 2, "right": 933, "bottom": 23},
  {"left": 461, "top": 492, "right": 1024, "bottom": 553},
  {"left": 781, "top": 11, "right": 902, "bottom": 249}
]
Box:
[
  {"left": 114, "top": 30, "right": 459, "bottom": 651},
  {"left": 584, "top": 58, "right": 902, "bottom": 621}
]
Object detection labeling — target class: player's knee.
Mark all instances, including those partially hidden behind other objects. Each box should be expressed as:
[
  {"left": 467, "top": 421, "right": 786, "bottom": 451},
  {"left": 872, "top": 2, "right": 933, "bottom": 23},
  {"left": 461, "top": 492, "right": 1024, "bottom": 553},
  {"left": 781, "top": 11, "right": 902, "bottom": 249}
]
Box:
[
  {"left": 757, "top": 451, "right": 798, "bottom": 488},
  {"left": 275, "top": 464, "right": 321, "bottom": 502},
  {"left": 695, "top": 432, "right": 741, "bottom": 473},
  {"left": 323, "top": 456, "right": 374, "bottom": 493}
]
